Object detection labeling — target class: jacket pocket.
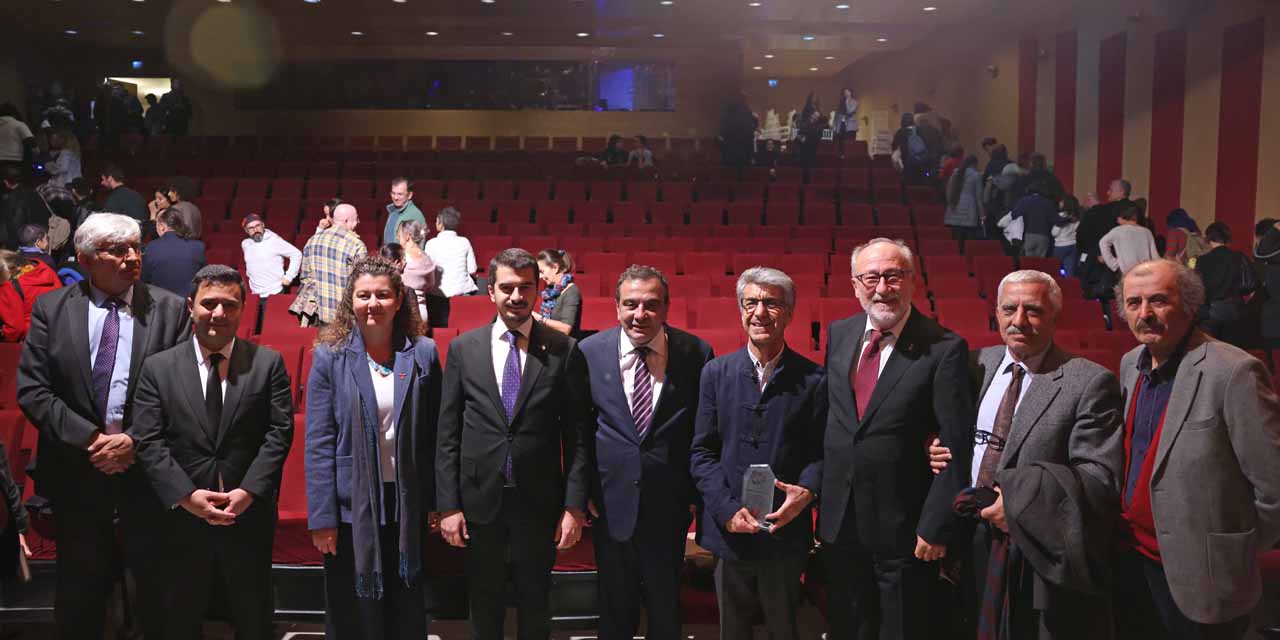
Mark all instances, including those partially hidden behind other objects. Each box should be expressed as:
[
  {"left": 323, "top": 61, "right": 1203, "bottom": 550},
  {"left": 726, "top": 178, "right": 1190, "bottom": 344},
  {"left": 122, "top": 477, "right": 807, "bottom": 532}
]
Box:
[
  {"left": 1206, "top": 528, "right": 1257, "bottom": 602},
  {"left": 1182, "top": 417, "right": 1218, "bottom": 432}
]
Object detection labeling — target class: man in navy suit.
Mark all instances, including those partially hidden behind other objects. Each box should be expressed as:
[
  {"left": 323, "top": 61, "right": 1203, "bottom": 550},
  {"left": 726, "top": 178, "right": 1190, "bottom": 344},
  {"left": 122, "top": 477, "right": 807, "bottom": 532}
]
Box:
[
  {"left": 141, "top": 206, "right": 206, "bottom": 298},
  {"left": 578, "top": 265, "right": 714, "bottom": 640}
]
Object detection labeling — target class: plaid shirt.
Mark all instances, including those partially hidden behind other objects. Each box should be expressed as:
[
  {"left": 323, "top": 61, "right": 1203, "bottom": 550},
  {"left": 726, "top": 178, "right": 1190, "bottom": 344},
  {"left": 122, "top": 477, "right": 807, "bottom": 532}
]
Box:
[{"left": 300, "top": 227, "right": 367, "bottom": 324}]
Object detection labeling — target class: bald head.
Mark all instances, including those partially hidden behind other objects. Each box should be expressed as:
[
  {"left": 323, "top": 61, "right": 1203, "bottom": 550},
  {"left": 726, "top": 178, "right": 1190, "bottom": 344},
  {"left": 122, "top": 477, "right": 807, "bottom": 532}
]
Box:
[{"left": 332, "top": 204, "right": 359, "bottom": 230}]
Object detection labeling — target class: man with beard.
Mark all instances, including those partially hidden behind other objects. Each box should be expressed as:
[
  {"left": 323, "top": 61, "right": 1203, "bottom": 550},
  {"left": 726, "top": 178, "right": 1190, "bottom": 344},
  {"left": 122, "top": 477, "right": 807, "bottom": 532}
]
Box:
[
  {"left": 240, "top": 214, "right": 302, "bottom": 297},
  {"left": 819, "top": 237, "right": 975, "bottom": 640}
]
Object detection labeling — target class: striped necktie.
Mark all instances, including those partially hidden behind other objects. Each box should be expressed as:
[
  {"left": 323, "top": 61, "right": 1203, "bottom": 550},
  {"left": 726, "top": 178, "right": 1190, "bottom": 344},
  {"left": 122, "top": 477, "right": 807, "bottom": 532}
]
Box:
[{"left": 630, "top": 346, "right": 653, "bottom": 437}]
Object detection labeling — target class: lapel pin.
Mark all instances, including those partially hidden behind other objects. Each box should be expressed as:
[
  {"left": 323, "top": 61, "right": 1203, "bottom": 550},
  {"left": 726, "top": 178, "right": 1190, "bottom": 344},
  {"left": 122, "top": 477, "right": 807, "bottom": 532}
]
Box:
[{"left": 398, "top": 372, "right": 407, "bottom": 379}]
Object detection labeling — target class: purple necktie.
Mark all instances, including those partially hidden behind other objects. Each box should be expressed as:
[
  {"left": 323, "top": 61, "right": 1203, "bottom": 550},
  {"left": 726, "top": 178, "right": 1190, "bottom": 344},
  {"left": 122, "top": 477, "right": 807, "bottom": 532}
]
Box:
[
  {"left": 630, "top": 346, "right": 653, "bottom": 437},
  {"left": 501, "top": 330, "right": 521, "bottom": 484},
  {"left": 91, "top": 297, "right": 122, "bottom": 432}
]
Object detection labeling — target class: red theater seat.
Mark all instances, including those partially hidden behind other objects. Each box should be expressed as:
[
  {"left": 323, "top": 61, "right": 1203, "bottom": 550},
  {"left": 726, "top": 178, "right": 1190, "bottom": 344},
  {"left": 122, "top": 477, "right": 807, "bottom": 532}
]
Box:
[
  {"left": 934, "top": 299, "right": 992, "bottom": 333},
  {"left": 611, "top": 202, "right": 647, "bottom": 225},
  {"left": 590, "top": 182, "right": 622, "bottom": 202},
  {"left": 695, "top": 329, "right": 746, "bottom": 357},
  {"left": 556, "top": 181, "right": 588, "bottom": 201},
  {"left": 273, "top": 416, "right": 321, "bottom": 565},
  {"left": 693, "top": 299, "right": 742, "bottom": 329},
  {"left": 448, "top": 297, "right": 499, "bottom": 331},
  {"left": 662, "top": 182, "right": 694, "bottom": 204},
  {"left": 682, "top": 251, "right": 729, "bottom": 276},
  {"left": 627, "top": 182, "right": 659, "bottom": 203}
]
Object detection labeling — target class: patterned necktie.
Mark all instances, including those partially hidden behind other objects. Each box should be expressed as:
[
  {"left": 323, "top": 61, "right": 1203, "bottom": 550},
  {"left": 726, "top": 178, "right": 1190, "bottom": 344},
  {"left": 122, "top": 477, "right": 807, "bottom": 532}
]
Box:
[
  {"left": 976, "top": 363, "right": 1026, "bottom": 488},
  {"left": 500, "top": 330, "right": 521, "bottom": 485},
  {"left": 851, "top": 329, "right": 887, "bottom": 419},
  {"left": 91, "top": 297, "right": 122, "bottom": 431},
  {"left": 205, "top": 353, "right": 225, "bottom": 442},
  {"left": 630, "top": 346, "right": 653, "bottom": 437}
]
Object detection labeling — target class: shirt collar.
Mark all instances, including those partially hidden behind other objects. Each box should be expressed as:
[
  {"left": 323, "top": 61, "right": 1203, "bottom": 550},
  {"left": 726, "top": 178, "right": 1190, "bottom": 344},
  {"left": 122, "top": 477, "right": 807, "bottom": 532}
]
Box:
[
  {"left": 999, "top": 345, "right": 1049, "bottom": 377},
  {"left": 863, "top": 306, "right": 912, "bottom": 341},
  {"left": 437, "top": 230, "right": 458, "bottom": 238},
  {"left": 493, "top": 317, "right": 534, "bottom": 343},
  {"left": 747, "top": 344, "right": 785, "bottom": 370},
  {"left": 88, "top": 283, "right": 134, "bottom": 308},
  {"left": 1136, "top": 331, "right": 1194, "bottom": 382},
  {"left": 619, "top": 327, "right": 668, "bottom": 359},
  {"left": 193, "top": 335, "right": 235, "bottom": 367}
]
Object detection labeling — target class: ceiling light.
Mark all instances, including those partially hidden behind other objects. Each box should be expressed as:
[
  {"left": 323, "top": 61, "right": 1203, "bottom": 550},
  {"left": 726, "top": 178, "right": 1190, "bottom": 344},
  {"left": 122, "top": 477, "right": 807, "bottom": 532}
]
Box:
[
  {"left": 876, "top": 37, "right": 888, "bottom": 42},
  {"left": 303, "top": 0, "right": 321, "bottom": 3},
  {"left": 809, "top": 67, "right": 819, "bottom": 71},
  {"left": 747, "top": 1, "right": 762, "bottom": 5},
  {"left": 350, "top": 30, "right": 364, "bottom": 35},
  {"left": 64, "top": 29, "right": 78, "bottom": 35},
  {"left": 835, "top": 3, "right": 850, "bottom": 8},
  {"left": 481, "top": 0, "right": 495, "bottom": 3},
  {"left": 752, "top": 65, "right": 763, "bottom": 70},
  {"left": 763, "top": 53, "right": 774, "bottom": 58},
  {"left": 426, "top": 30, "right": 439, "bottom": 35},
  {"left": 576, "top": 32, "right": 590, "bottom": 37},
  {"left": 923, "top": 6, "right": 938, "bottom": 11},
  {"left": 652, "top": 33, "right": 665, "bottom": 38},
  {"left": 216, "top": 0, "right": 230, "bottom": 3},
  {"left": 393, "top": 0, "right": 406, "bottom": 3},
  {"left": 501, "top": 31, "right": 514, "bottom": 36},
  {"left": 659, "top": 0, "right": 674, "bottom": 4},
  {"left": 824, "top": 55, "right": 835, "bottom": 60},
  {"left": 801, "top": 35, "right": 815, "bottom": 41},
  {"left": 131, "top": 29, "right": 145, "bottom": 35}
]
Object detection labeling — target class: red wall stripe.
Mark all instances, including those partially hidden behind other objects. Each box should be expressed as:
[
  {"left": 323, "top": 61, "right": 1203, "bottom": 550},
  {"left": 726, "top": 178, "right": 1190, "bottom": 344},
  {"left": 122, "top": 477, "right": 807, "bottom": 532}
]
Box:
[
  {"left": 1096, "top": 33, "right": 1127, "bottom": 198},
  {"left": 1215, "top": 17, "right": 1265, "bottom": 251},
  {"left": 1054, "top": 30, "right": 1078, "bottom": 192},
  {"left": 1018, "top": 37, "right": 1038, "bottom": 154},
  {"left": 1148, "top": 28, "right": 1186, "bottom": 234}
]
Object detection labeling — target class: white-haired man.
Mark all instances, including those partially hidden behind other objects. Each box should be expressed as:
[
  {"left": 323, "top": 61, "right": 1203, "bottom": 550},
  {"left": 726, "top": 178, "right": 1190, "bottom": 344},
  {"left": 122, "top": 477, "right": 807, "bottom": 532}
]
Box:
[
  {"left": 17, "top": 213, "right": 191, "bottom": 639},
  {"left": 929, "top": 269, "right": 1125, "bottom": 638},
  {"left": 819, "top": 237, "right": 975, "bottom": 640}
]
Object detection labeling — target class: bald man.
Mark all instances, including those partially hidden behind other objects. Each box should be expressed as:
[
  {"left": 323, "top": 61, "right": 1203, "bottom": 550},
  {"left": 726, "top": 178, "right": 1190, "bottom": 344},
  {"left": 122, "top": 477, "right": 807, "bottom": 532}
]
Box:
[{"left": 294, "top": 204, "right": 367, "bottom": 325}]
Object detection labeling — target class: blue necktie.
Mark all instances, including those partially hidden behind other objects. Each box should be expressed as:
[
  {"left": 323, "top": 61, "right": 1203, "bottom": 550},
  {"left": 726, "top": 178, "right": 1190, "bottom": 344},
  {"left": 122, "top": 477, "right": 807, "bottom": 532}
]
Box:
[
  {"left": 501, "top": 330, "right": 521, "bottom": 485},
  {"left": 90, "top": 297, "right": 122, "bottom": 431}
]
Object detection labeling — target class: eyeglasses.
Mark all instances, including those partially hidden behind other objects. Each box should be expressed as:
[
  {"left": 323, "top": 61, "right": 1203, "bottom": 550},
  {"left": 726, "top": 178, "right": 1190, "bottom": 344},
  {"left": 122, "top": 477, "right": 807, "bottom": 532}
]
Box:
[
  {"left": 852, "top": 269, "right": 911, "bottom": 288},
  {"left": 741, "top": 297, "right": 786, "bottom": 313},
  {"left": 97, "top": 243, "right": 142, "bottom": 258},
  {"left": 973, "top": 430, "right": 1006, "bottom": 452}
]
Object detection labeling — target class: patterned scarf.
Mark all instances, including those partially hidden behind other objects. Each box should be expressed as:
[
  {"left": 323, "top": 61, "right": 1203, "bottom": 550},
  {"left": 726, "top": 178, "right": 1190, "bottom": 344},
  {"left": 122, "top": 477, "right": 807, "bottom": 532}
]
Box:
[{"left": 539, "top": 273, "right": 573, "bottom": 316}]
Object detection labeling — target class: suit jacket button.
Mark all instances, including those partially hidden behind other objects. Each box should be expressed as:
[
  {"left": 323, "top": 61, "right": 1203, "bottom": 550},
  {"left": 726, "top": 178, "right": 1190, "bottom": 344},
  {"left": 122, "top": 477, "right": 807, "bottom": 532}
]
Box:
[
  {"left": 506, "top": 434, "right": 514, "bottom": 442},
  {"left": 633, "top": 480, "right": 640, "bottom": 487}
]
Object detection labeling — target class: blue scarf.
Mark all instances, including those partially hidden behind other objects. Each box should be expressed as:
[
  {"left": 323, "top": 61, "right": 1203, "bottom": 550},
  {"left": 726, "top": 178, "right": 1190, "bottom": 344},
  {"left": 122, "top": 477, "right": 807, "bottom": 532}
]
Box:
[{"left": 539, "top": 273, "right": 573, "bottom": 316}]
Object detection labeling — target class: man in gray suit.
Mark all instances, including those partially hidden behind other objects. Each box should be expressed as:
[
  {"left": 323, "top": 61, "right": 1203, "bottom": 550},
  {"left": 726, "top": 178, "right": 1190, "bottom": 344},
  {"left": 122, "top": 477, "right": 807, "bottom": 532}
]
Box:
[
  {"left": 1111, "top": 259, "right": 1280, "bottom": 639},
  {"left": 930, "top": 270, "right": 1125, "bottom": 638}
]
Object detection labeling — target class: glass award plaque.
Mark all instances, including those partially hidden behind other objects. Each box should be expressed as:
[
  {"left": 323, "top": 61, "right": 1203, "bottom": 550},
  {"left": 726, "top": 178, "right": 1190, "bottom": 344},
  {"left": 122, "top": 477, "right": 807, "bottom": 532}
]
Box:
[{"left": 741, "top": 464, "right": 776, "bottom": 533}]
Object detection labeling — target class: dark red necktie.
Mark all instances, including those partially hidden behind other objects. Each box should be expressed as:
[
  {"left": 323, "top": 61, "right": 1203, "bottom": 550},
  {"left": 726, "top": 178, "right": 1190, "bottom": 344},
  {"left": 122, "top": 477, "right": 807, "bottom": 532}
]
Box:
[{"left": 852, "top": 329, "right": 886, "bottom": 419}]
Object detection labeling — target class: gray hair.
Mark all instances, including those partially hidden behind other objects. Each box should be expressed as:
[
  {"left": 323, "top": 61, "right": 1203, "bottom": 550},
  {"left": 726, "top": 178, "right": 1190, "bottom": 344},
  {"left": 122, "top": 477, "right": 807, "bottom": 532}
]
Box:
[
  {"left": 736, "top": 266, "right": 796, "bottom": 312},
  {"left": 850, "top": 237, "right": 915, "bottom": 271},
  {"left": 997, "top": 270, "right": 1062, "bottom": 314},
  {"left": 437, "top": 206, "right": 461, "bottom": 231},
  {"left": 74, "top": 213, "right": 140, "bottom": 255},
  {"left": 1114, "top": 259, "right": 1206, "bottom": 318}
]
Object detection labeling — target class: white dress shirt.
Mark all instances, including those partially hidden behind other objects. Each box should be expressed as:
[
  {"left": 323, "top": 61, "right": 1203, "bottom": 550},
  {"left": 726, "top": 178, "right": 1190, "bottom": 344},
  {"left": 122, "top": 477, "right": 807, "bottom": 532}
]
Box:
[
  {"left": 747, "top": 345, "right": 784, "bottom": 393},
  {"left": 619, "top": 329, "right": 668, "bottom": 415},
  {"left": 969, "top": 347, "right": 1048, "bottom": 488},
  {"left": 193, "top": 336, "right": 234, "bottom": 402},
  {"left": 855, "top": 306, "right": 913, "bottom": 378},
  {"left": 491, "top": 318, "right": 533, "bottom": 399},
  {"left": 88, "top": 285, "right": 135, "bottom": 433},
  {"left": 241, "top": 230, "right": 302, "bottom": 296},
  {"left": 425, "top": 230, "right": 479, "bottom": 297}
]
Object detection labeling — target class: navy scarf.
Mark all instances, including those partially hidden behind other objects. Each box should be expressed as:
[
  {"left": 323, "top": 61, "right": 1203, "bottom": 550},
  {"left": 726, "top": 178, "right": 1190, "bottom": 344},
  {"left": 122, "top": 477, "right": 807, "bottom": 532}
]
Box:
[{"left": 539, "top": 273, "right": 573, "bottom": 316}]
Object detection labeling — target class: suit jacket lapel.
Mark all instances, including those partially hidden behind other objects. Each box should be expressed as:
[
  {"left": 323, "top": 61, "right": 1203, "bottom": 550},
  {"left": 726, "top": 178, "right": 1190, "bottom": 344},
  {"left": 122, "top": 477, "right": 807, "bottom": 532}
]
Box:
[
  {"left": 216, "top": 341, "right": 252, "bottom": 448},
  {"left": 345, "top": 335, "right": 380, "bottom": 433},
  {"left": 976, "top": 347, "right": 1003, "bottom": 402},
  {"left": 475, "top": 328, "right": 508, "bottom": 421},
  {"left": 603, "top": 328, "right": 642, "bottom": 443},
  {"left": 68, "top": 284, "right": 95, "bottom": 403},
  {"left": 178, "top": 341, "right": 212, "bottom": 439},
  {"left": 858, "top": 313, "right": 922, "bottom": 426},
  {"left": 644, "top": 327, "right": 681, "bottom": 441},
  {"left": 510, "top": 324, "right": 546, "bottom": 424},
  {"left": 999, "top": 346, "right": 1067, "bottom": 470},
  {"left": 831, "top": 317, "right": 860, "bottom": 431},
  {"left": 1150, "top": 344, "right": 1206, "bottom": 479},
  {"left": 128, "top": 284, "right": 156, "bottom": 388},
  {"left": 392, "top": 341, "right": 415, "bottom": 424}
]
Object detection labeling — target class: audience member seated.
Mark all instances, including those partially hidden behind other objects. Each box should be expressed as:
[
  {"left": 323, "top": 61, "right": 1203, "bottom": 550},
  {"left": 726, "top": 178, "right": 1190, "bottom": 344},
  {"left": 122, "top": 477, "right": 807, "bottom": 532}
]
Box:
[
  {"left": 0, "top": 165, "right": 49, "bottom": 251},
  {"left": 382, "top": 177, "right": 424, "bottom": 248},
  {"left": 292, "top": 203, "right": 368, "bottom": 326},
  {"left": 599, "top": 134, "right": 629, "bottom": 167},
  {"left": 44, "top": 129, "right": 81, "bottom": 189},
  {"left": 396, "top": 220, "right": 435, "bottom": 326},
  {"left": 422, "top": 206, "right": 477, "bottom": 327},
  {"left": 1165, "top": 208, "right": 1209, "bottom": 266},
  {"left": 0, "top": 248, "right": 61, "bottom": 342},
  {"left": 141, "top": 207, "right": 206, "bottom": 298},
  {"left": 241, "top": 213, "right": 302, "bottom": 297},
  {"left": 97, "top": 163, "right": 149, "bottom": 223},
  {"left": 16, "top": 224, "right": 56, "bottom": 271},
  {"left": 1194, "top": 222, "right": 1252, "bottom": 342},
  {"left": 163, "top": 176, "right": 203, "bottom": 240},
  {"left": 627, "top": 135, "right": 654, "bottom": 169},
  {"left": 532, "top": 249, "right": 580, "bottom": 336},
  {"left": 1098, "top": 204, "right": 1158, "bottom": 276}
]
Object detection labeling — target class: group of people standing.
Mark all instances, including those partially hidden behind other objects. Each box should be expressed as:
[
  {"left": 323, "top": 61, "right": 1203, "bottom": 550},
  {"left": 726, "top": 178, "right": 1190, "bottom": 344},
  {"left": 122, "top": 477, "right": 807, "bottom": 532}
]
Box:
[{"left": 11, "top": 203, "right": 1279, "bottom": 640}]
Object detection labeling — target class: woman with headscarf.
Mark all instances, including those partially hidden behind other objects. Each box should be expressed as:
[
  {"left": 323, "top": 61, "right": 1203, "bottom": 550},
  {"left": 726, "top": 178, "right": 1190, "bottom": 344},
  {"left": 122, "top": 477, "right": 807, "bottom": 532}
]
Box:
[{"left": 305, "top": 256, "right": 442, "bottom": 639}]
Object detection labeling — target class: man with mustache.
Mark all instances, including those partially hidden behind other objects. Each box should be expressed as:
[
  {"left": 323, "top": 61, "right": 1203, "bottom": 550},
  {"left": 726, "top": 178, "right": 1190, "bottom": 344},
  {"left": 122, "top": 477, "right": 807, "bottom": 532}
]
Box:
[
  {"left": 1107, "top": 259, "right": 1280, "bottom": 639},
  {"left": 240, "top": 213, "right": 301, "bottom": 298},
  {"left": 928, "top": 269, "right": 1125, "bottom": 637},
  {"left": 819, "top": 237, "right": 975, "bottom": 640}
]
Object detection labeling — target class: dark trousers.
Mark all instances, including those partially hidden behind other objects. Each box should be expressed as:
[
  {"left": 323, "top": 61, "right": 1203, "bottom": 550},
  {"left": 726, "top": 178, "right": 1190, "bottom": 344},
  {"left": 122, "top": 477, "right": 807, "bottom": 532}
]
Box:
[
  {"left": 323, "top": 522, "right": 427, "bottom": 640},
  {"left": 425, "top": 295, "right": 450, "bottom": 329},
  {"left": 1113, "top": 550, "right": 1250, "bottom": 640},
  {"left": 715, "top": 551, "right": 808, "bottom": 640},
  {"left": 822, "top": 527, "right": 932, "bottom": 640},
  {"left": 52, "top": 473, "right": 167, "bottom": 640},
  {"left": 165, "top": 505, "right": 274, "bottom": 640},
  {"left": 466, "top": 488, "right": 558, "bottom": 640},
  {"left": 593, "top": 511, "right": 689, "bottom": 640}
]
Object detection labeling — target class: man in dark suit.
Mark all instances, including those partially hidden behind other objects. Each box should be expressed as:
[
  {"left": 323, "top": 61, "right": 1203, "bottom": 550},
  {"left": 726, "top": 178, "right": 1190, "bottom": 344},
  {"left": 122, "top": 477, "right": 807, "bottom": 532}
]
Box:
[
  {"left": 436, "top": 248, "right": 591, "bottom": 640},
  {"left": 17, "top": 213, "right": 190, "bottom": 640},
  {"left": 131, "top": 265, "right": 294, "bottom": 639},
  {"left": 929, "top": 269, "right": 1125, "bottom": 638},
  {"left": 141, "top": 206, "right": 206, "bottom": 298},
  {"left": 578, "top": 265, "right": 713, "bottom": 640},
  {"left": 820, "top": 237, "right": 975, "bottom": 640}
]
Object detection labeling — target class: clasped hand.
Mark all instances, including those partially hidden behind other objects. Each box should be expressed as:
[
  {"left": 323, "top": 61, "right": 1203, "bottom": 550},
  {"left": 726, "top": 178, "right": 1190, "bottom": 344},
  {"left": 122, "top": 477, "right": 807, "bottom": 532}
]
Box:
[
  {"left": 180, "top": 488, "right": 253, "bottom": 526},
  {"left": 87, "top": 432, "right": 135, "bottom": 475}
]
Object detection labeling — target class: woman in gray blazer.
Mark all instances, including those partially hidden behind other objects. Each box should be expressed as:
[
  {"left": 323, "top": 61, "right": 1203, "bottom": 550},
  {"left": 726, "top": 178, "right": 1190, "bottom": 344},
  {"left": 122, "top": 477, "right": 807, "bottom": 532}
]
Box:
[
  {"left": 532, "top": 249, "right": 582, "bottom": 336},
  {"left": 944, "top": 154, "right": 985, "bottom": 240}
]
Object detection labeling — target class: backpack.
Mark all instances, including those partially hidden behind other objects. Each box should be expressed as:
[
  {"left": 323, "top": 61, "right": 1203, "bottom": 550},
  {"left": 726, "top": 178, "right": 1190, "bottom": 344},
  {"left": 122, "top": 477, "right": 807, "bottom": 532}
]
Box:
[{"left": 906, "top": 127, "right": 928, "bottom": 164}]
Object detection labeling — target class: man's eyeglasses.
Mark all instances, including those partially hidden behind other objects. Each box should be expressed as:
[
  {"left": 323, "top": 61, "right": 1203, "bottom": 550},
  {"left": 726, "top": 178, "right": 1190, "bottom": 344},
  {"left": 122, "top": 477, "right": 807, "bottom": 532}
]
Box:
[
  {"left": 973, "top": 430, "right": 1006, "bottom": 452},
  {"left": 741, "top": 297, "right": 786, "bottom": 313},
  {"left": 97, "top": 243, "right": 141, "bottom": 258},
  {"left": 852, "top": 269, "right": 911, "bottom": 288}
]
